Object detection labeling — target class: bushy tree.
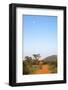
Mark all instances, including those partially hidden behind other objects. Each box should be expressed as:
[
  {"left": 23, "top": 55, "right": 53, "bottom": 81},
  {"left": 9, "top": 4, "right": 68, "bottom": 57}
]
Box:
[
  {"left": 23, "top": 60, "right": 31, "bottom": 74},
  {"left": 33, "top": 54, "right": 41, "bottom": 65},
  {"left": 23, "top": 56, "right": 32, "bottom": 74}
]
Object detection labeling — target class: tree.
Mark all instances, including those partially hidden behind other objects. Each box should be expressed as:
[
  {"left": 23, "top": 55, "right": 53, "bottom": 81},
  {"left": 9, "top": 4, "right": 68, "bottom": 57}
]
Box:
[
  {"left": 24, "top": 56, "right": 33, "bottom": 66},
  {"left": 33, "top": 54, "right": 41, "bottom": 65},
  {"left": 33, "top": 54, "right": 41, "bottom": 60},
  {"left": 23, "top": 60, "right": 31, "bottom": 74},
  {"left": 25, "top": 56, "right": 32, "bottom": 60}
]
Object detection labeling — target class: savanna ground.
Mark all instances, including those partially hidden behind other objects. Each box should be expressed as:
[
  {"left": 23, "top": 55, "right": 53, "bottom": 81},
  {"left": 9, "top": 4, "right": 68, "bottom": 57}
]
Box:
[{"left": 23, "top": 54, "right": 57, "bottom": 75}]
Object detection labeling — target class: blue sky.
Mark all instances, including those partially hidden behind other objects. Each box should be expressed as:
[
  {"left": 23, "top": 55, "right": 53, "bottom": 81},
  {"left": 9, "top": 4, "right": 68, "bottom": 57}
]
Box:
[{"left": 23, "top": 15, "right": 57, "bottom": 58}]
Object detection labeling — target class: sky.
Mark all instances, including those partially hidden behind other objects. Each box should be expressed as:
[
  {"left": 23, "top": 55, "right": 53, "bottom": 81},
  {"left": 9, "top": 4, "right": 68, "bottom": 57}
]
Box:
[{"left": 23, "top": 15, "right": 57, "bottom": 58}]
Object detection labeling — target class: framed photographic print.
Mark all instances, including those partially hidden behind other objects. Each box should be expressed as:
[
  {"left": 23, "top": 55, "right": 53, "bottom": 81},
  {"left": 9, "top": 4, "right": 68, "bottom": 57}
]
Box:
[{"left": 9, "top": 3, "right": 66, "bottom": 86}]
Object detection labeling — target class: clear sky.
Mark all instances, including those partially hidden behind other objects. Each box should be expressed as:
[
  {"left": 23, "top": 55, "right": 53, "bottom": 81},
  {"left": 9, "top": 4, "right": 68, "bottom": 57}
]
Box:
[{"left": 23, "top": 15, "right": 57, "bottom": 58}]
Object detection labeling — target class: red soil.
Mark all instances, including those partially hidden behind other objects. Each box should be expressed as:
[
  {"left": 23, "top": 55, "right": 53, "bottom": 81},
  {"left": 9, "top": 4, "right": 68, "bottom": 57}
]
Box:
[{"left": 34, "top": 65, "right": 50, "bottom": 74}]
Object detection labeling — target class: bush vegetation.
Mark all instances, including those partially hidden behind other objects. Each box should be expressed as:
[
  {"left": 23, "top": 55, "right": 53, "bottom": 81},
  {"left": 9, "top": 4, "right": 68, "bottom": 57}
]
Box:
[{"left": 23, "top": 54, "right": 57, "bottom": 75}]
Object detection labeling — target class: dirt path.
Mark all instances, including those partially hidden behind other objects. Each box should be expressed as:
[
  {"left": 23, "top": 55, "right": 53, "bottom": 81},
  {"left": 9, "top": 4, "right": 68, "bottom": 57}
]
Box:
[{"left": 33, "top": 64, "right": 50, "bottom": 74}]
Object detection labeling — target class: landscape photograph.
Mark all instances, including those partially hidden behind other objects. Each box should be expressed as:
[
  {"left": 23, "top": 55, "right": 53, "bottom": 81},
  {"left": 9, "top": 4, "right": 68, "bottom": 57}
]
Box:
[{"left": 22, "top": 15, "right": 57, "bottom": 75}]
